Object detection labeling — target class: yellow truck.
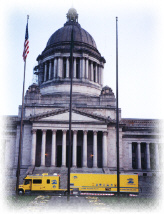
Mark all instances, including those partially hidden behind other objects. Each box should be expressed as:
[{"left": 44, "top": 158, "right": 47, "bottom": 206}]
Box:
[
  {"left": 18, "top": 173, "right": 139, "bottom": 196},
  {"left": 18, "top": 173, "right": 64, "bottom": 195}
]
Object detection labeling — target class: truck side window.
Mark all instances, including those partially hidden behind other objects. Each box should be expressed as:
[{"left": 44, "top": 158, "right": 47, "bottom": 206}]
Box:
[
  {"left": 33, "top": 179, "right": 42, "bottom": 184},
  {"left": 47, "top": 179, "right": 50, "bottom": 184}
]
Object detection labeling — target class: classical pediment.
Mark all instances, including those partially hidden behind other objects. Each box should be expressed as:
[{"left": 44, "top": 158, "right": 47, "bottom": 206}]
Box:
[
  {"left": 38, "top": 111, "right": 101, "bottom": 122},
  {"left": 28, "top": 108, "right": 114, "bottom": 124}
]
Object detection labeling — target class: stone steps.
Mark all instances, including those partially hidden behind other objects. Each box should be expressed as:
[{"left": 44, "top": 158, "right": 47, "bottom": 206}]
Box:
[{"left": 32, "top": 167, "right": 104, "bottom": 175}]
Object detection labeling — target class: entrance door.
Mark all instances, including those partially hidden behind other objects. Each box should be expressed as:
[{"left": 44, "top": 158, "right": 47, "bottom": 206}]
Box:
[{"left": 66, "top": 146, "right": 72, "bottom": 167}]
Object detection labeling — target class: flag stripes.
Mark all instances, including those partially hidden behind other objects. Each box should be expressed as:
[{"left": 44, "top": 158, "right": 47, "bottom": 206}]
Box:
[{"left": 23, "top": 22, "right": 29, "bottom": 61}]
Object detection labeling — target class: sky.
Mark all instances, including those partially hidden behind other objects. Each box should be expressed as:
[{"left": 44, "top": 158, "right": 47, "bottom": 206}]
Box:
[{"left": 0, "top": 0, "right": 164, "bottom": 119}]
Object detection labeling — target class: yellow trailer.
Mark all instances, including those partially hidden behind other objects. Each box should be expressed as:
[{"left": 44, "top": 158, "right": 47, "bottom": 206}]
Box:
[
  {"left": 70, "top": 173, "right": 139, "bottom": 195},
  {"left": 18, "top": 173, "right": 139, "bottom": 196}
]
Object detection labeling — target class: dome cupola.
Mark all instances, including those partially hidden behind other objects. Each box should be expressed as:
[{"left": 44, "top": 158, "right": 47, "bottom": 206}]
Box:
[{"left": 66, "top": 8, "right": 78, "bottom": 22}]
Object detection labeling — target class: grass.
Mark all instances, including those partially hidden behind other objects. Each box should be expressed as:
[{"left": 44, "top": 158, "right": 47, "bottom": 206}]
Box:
[{"left": 6, "top": 195, "right": 37, "bottom": 208}]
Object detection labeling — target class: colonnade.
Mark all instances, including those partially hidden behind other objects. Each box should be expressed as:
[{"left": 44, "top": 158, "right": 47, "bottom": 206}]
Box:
[
  {"left": 31, "top": 129, "right": 108, "bottom": 168},
  {"left": 129, "top": 142, "right": 159, "bottom": 170},
  {"left": 42, "top": 56, "right": 103, "bottom": 85}
]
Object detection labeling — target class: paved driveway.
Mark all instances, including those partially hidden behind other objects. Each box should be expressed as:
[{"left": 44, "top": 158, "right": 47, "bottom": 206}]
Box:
[{"left": 25, "top": 195, "right": 107, "bottom": 213}]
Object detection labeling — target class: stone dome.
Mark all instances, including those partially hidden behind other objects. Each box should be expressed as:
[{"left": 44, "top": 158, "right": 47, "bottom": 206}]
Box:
[
  {"left": 101, "top": 86, "right": 114, "bottom": 96},
  {"left": 46, "top": 21, "right": 97, "bottom": 49},
  {"left": 37, "top": 8, "right": 104, "bottom": 61}
]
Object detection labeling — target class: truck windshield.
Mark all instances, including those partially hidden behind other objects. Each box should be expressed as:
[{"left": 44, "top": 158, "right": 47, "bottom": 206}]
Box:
[{"left": 24, "top": 180, "right": 30, "bottom": 185}]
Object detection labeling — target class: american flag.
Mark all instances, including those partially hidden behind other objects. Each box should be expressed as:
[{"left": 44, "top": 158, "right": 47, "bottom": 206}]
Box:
[{"left": 23, "top": 20, "right": 29, "bottom": 61}]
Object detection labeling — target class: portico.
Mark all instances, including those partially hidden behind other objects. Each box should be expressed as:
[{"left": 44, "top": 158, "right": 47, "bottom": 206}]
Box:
[
  {"left": 31, "top": 128, "right": 107, "bottom": 169},
  {"left": 29, "top": 107, "right": 110, "bottom": 169}
]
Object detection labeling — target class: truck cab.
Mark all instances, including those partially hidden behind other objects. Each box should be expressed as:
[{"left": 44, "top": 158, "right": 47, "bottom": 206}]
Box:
[
  {"left": 18, "top": 174, "right": 60, "bottom": 195},
  {"left": 18, "top": 179, "right": 32, "bottom": 194}
]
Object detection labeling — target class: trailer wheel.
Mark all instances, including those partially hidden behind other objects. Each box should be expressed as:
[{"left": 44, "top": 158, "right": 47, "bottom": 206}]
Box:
[{"left": 18, "top": 189, "right": 24, "bottom": 195}]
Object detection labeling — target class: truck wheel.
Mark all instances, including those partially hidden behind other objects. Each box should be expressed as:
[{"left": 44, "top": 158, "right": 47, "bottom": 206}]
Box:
[{"left": 18, "top": 189, "right": 24, "bottom": 195}]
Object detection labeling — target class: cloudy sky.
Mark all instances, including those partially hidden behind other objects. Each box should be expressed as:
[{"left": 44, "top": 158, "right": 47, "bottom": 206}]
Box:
[{"left": 0, "top": 0, "right": 164, "bottom": 119}]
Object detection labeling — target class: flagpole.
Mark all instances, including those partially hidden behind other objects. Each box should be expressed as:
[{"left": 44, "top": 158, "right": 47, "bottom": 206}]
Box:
[
  {"left": 16, "top": 15, "right": 29, "bottom": 195},
  {"left": 67, "top": 27, "right": 74, "bottom": 200},
  {"left": 116, "top": 16, "right": 120, "bottom": 197}
]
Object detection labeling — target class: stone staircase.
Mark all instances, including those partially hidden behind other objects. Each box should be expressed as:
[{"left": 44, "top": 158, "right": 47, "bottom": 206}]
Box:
[{"left": 32, "top": 167, "right": 104, "bottom": 175}]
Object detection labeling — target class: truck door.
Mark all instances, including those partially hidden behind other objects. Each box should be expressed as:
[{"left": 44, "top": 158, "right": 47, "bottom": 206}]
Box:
[
  {"left": 24, "top": 179, "right": 32, "bottom": 191},
  {"left": 46, "top": 179, "right": 51, "bottom": 190}
]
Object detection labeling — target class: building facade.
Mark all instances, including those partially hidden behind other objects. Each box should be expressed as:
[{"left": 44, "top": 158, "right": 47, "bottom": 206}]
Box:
[{"left": 2, "top": 8, "right": 161, "bottom": 179}]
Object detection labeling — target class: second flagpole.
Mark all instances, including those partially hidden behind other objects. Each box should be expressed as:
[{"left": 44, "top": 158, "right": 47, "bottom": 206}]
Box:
[
  {"left": 116, "top": 16, "right": 120, "bottom": 197},
  {"left": 67, "top": 27, "right": 74, "bottom": 200}
]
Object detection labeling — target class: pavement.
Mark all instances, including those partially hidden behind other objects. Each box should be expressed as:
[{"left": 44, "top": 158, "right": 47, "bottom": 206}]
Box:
[
  {"left": 5, "top": 193, "right": 163, "bottom": 213},
  {"left": 18, "top": 195, "right": 108, "bottom": 213}
]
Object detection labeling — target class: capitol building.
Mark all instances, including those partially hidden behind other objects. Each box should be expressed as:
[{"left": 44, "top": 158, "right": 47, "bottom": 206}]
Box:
[{"left": 3, "top": 8, "right": 161, "bottom": 185}]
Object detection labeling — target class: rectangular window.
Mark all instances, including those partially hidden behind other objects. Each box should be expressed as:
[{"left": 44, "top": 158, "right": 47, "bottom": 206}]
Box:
[
  {"left": 33, "top": 179, "right": 42, "bottom": 184},
  {"left": 47, "top": 179, "right": 50, "bottom": 184}
]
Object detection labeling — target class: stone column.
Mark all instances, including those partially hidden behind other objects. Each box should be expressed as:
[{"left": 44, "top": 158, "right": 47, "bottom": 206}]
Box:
[
  {"left": 95, "top": 64, "right": 98, "bottom": 83},
  {"left": 97, "top": 65, "right": 99, "bottom": 84},
  {"left": 58, "top": 57, "right": 63, "bottom": 78},
  {"left": 155, "top": 143, "right": 159, "bottom": 169},
  {"left": 86, "top": 59, "right": 89, "bottom": 79},
  {"left": 91, "top": 61, "right": 93, "bottom": 81},
  {"left": 31, "top": 129, "right": 37, "bottom": 166},
  {"left": 72, "top": 130, "right": 78, "bottom": 167},
  {"left": 146, "top": 143, "right": 151, "bottom": 169},
  {"left": 137, "top": 142, "right": 141, "bottom": 169},
  {"left": 102, "top": 131, "right": 108, "bottom": 168},
  {"left": 80, "top": 58, "right": 85, "bottom": 79},
  {"left": 83, "top": 130, "right": 88, "bottom": 167},
  {"left": 53, "top": 58, "right": 57, "bottom": 78},
  {"left": 62, "top": 130, "right": 67, "bottom": 167},
  {"left": 44, "top": 62, "right": 47, "bottom": 81},
  {"left": 51, "top": 130, "right": 57, "bottom": 166},
  {"left": 93, "top": 131, "right": 98, "bottom": 168},
  {"left": 49, "top": 60, "right": 52, "bottom": 80},
  {"left": 41, "top": 130, "right": 46, "bottom": 166},
  {"left": 73, "top": 58, "right": 76, "bottom": 78},
  {"left": 128, "top": 142, "right": 133, "bottom": 169},
  {"left": 66, "top": 58, "right": 69, "bottom": 78},
  {"left": 99, "top": 66, "right": 101, "bottom": 85},
  {"left": 100, "top": 66, "right": 103, "bottom": 85}
]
